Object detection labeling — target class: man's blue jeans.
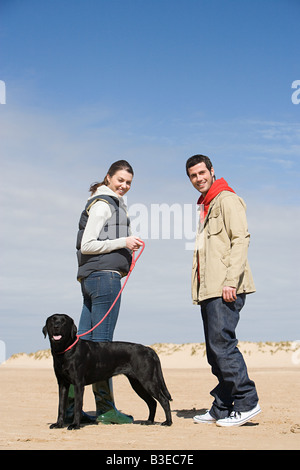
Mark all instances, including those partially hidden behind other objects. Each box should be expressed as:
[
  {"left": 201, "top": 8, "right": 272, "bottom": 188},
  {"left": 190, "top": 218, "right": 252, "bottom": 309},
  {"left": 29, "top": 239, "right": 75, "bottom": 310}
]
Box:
[
  {"left": 201, "top": 294, "right": 259, "bottom": 420},
  {"left": 78, "top": 271, "right": 121, "bottom": 342}
]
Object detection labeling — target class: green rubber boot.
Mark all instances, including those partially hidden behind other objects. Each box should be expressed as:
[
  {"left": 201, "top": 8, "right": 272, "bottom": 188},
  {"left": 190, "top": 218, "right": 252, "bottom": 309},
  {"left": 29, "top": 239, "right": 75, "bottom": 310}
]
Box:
[{"left": 93, "top": 379, "right": 133, "bottom": 424}]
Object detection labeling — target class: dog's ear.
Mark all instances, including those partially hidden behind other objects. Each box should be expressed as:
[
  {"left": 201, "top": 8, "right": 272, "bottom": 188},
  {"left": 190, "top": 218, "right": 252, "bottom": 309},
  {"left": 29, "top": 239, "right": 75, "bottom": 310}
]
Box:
[{"left": 42, "top": 324, "right": 48, "bottom": 338}]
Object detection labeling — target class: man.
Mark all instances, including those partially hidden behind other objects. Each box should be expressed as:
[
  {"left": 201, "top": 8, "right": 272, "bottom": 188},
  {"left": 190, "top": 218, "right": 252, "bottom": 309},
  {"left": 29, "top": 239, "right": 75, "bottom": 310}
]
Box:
[{"left": 186, "top": 154, "right": 261, "bottom": 427}]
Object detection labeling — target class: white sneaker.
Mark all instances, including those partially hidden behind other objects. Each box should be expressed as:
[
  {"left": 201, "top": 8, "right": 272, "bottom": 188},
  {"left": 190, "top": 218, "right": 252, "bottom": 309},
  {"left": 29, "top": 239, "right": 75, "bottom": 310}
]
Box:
[
  {"left": 216, "top": 404, "right": 261, "bottom": 427},
  {"left": 193, "top": 410, "right": 216, "bottom": 424}
]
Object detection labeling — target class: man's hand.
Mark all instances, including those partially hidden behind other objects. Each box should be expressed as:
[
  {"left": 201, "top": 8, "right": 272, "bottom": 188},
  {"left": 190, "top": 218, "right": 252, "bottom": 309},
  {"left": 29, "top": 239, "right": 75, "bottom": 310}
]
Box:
[{"left": 222, "top": 286, "right": 237, "bottom": 302}]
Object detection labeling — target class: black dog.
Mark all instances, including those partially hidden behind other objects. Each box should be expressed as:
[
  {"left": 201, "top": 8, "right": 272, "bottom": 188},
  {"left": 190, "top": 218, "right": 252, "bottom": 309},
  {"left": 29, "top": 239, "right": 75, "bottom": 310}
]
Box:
[{"left": 43, "top": 314, "right": 172, "bottom": 430}]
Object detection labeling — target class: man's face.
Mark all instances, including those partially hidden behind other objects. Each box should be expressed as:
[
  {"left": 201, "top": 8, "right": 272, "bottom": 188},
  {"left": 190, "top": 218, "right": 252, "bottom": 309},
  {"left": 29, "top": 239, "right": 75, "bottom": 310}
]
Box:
[{"left": 187, "top": 162, "right": 215, "bottom": 197}]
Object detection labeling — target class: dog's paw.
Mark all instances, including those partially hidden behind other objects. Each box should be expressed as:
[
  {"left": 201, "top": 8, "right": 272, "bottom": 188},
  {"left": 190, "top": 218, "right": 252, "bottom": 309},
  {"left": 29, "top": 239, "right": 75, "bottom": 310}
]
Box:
[
  {"left": 67, "top": 423, "right": 81, "bottom": 430},
  {"left": 161, "top": 420, "right": 172, "bottom": 426},
  {"left": 49, "top": 422, "right": 64, "bottom": 429}
]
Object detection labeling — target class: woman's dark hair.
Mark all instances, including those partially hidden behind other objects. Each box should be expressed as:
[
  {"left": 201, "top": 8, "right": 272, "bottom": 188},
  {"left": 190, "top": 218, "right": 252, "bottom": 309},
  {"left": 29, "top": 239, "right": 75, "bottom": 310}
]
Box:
[
  {"left": 90, "top": 160, "right": 134, "bottom": 194},
  {"left": 185, "top": 154, "right": 213, "bottom": 176}
]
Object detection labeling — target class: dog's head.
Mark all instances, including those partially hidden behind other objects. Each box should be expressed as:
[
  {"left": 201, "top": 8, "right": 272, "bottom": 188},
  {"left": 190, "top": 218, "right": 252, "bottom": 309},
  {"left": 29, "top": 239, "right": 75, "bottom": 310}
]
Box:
[{"left": 43, "top": 314, "right": 77, "bottom": 353}]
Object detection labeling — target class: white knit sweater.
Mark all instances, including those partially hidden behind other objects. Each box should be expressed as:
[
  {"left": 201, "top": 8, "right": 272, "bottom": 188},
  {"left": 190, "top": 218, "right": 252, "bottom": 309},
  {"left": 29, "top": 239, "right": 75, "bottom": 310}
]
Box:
[{"left": 80, "top": 186, "right": 129, "bottom": 255}]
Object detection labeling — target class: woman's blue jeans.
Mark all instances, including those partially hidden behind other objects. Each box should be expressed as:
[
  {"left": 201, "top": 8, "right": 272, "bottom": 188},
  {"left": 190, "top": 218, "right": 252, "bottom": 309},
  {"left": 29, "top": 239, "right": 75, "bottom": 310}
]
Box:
[
  {"left": 201, "top": 294, "right": 259, "bottom": 420},
  {"left": 78, "top": 271, "right": 121, "bottom": 342}
]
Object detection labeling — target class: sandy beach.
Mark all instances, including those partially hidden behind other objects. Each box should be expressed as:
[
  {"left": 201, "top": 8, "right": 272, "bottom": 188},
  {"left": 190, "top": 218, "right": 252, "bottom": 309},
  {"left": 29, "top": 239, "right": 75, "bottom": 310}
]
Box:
[{"left": 1, "top": 342, "right": 300, "bottom": 451}]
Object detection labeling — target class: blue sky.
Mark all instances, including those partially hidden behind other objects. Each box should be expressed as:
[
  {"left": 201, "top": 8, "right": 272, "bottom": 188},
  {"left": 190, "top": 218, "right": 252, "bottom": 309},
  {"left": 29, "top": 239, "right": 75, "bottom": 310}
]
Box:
[{"left": 1, "top": 0, "right": 300, "bottom": 358}]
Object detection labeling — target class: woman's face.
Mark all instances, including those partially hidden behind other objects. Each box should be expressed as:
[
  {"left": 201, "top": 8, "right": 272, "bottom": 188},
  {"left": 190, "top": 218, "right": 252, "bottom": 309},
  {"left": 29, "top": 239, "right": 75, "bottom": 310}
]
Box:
[{"left": 107, "top": 169, "right": 133, "bottom": 197}]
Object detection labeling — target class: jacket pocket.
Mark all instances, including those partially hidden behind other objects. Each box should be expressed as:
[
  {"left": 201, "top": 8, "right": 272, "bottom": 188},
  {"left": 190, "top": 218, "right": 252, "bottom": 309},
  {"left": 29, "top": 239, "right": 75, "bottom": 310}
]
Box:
[
  {"left": 207, "top": 208, "right": 223, "bottom": 237},
  {"left": 221, "top": 249, "right": 230, "bottom": 267}
]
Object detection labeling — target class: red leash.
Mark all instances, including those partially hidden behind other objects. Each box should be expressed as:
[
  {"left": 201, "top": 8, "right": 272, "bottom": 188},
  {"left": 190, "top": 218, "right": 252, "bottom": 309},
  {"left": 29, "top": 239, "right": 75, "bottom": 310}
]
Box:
[{"left": 60, "top": 241, "right": 145, "bottom": 354}]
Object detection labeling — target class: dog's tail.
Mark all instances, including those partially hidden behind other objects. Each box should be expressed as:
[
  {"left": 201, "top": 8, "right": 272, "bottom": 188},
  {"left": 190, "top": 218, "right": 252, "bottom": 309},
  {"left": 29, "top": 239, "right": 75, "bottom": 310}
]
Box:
[
  {"left": 161, "top": 377, "right": 173, "bottom": 402},
  {"left": 155, "top": 354, "right": 172, "bottom": 402}
]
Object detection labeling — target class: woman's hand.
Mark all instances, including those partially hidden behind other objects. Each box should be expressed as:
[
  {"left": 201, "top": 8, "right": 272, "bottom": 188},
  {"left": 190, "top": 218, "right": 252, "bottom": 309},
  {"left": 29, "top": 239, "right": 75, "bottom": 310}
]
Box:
[{"left": 126, "top": 236, "right": 144, "bottom": 252}]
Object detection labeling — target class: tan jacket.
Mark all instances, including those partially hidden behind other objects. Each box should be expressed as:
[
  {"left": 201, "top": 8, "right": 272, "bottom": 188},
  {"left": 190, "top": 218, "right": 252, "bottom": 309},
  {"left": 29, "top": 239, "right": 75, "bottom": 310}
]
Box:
[{"left": 192, "top": 191, "right": 256, "bottom": 304}]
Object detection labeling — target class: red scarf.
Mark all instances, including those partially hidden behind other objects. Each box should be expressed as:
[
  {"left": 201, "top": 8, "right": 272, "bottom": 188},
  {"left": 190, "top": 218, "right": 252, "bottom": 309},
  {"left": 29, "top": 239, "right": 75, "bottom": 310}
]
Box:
[
  {"left": 197, "top": 177, "right": 235, "bottom": 219},
  {"left": 196, "top": 178, "right": 235, "bottom": 284}
]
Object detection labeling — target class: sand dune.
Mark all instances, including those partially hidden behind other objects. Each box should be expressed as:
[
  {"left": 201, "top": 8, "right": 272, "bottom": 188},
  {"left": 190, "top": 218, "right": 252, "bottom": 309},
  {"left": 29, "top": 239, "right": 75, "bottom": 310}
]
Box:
[{"left": 2, "top": 341, "right": 299, "bottom": 369}]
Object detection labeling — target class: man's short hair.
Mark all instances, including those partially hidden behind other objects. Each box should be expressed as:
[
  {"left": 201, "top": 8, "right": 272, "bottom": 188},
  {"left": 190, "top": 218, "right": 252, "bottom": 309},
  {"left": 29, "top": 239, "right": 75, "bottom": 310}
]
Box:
[{"left": 186, "top": 154, "right": 213, "bottom": 176}]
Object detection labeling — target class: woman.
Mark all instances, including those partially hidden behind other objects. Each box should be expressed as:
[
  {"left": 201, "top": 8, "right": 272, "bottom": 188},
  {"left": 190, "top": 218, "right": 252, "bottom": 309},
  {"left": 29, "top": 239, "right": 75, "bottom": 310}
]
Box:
[{"left": 68, "top": 160, "right": 143, "bottom": 425}]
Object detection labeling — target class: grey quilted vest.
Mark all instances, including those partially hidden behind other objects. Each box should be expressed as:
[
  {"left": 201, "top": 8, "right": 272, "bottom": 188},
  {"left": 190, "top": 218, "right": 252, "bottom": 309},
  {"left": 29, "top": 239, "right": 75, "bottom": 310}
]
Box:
[{"left": 76, "top": 194, "right": 132, "bottom": 280}]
